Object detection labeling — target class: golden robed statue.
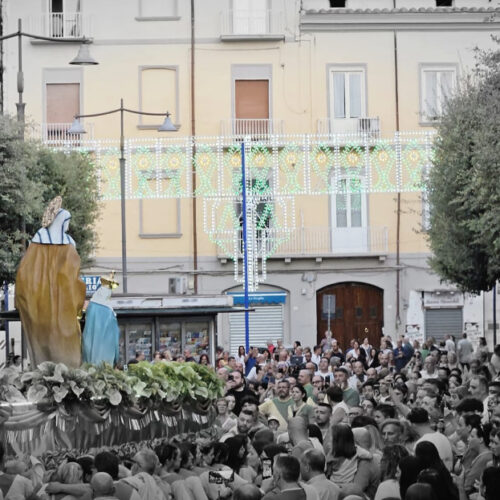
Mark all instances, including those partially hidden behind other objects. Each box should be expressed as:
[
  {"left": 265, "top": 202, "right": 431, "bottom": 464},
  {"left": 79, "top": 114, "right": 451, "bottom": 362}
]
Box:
[{"left": 15, "top": 196, "right": 86, "bottom": 368}]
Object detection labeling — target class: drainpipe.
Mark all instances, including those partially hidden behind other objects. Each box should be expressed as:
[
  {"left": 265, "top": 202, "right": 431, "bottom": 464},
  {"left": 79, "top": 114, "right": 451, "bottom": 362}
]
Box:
[
  {"left": 191, "top": 0, "right": 198, "bottom": 293},
  {"left": 393, "top": 0, "right": 402, "bottom": 333}
]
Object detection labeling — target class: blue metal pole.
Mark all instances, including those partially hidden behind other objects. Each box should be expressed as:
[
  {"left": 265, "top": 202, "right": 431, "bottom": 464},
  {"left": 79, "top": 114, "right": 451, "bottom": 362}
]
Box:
[
  {"left": 3, "top": 282, "right": 9, "bottom": 364},
  {"left": 241, "top": 142, "right": 250, "bottom": 353}
]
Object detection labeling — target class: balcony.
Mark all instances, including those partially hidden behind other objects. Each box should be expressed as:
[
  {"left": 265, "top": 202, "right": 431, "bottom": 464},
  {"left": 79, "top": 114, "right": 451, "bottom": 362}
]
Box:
[
  {"left": 39, "top": 122, "right": 94, "bottom": 146},
  {"left": 317, "top": 117, "right": 381, "bottom": 140},
  {"left": 216, "top": 226, "right": 388, "bottom": 259},
  {"left": 220, "top": 10, "right": 285, "bottom": 41},
  {"left": 27, "top": 13, "right": 92, "bottom": 39},
  {"left": 220, "top": 119, "right": 285, "bottom": 141}
]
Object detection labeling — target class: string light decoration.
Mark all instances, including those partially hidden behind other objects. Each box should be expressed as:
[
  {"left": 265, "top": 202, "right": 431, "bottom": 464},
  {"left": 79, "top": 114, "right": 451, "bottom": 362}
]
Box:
[{"left": 54, "top": 132, "right": 435, "bottom": 289}]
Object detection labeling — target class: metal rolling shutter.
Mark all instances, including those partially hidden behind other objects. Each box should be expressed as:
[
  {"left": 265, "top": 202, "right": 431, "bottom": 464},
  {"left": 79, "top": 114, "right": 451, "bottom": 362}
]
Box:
[
  {"left": 424, "top": 308, "right": 463, "bottom": 344},
  {"left": 229, "top": 305, "right": 283, "bottom": 354}
]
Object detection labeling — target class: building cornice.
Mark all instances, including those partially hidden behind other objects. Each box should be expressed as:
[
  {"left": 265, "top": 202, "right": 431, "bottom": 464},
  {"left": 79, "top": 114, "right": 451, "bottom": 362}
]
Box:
[{"left": 300, "top": 7, "right": 500, "bottom": 31}]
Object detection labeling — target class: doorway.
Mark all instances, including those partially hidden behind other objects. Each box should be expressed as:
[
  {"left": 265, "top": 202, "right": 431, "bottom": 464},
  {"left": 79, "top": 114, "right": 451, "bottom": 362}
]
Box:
[{"left": 316, "top": 282, "right": 383, "bottom": 350}]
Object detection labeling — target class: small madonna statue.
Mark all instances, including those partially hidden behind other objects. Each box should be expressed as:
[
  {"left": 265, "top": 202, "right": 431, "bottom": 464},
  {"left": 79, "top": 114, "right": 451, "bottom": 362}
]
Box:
[{"left": 82, "top": 271, "right": 120, "bottom": 366}]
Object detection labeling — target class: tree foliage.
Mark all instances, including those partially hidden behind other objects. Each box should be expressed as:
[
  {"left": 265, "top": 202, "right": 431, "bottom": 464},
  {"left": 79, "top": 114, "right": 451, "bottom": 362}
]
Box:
[
  {"left": 428, "top": 48, "right": 500, "bottom": 293},
  {"left": 0, "top": 116, "right": 100, "bottom": 283}
]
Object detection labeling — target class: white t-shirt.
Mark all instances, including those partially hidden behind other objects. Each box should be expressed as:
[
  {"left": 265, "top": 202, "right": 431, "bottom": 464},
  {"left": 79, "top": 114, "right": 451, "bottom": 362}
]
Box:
[
  {"left": 415, "top": 432, "right": 453, "bottom": 471},
  {"left": 445, "top": 339, "right": 456, "bottom": 353}
]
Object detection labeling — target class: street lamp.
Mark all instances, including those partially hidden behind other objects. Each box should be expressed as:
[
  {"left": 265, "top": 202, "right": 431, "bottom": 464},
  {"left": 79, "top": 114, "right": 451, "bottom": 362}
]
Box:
[
  {"left": 0, "top": 18, "right": 97, "bottom": 138},
  {"left": 68, "top": 100, "right": 177, "bottom": 293}
]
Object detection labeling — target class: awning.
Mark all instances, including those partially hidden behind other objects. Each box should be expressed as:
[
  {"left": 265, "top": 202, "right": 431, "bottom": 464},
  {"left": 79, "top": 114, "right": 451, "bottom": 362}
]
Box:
[{"left": 0, "top": 306, "right": 249, "bottom": 321}]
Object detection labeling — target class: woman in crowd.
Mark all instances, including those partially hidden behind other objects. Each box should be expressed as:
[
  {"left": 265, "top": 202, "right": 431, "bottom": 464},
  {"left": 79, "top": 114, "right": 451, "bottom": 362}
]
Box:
[
  {"left": 346, "top": 340, "right": 366, "bottom": 365},
  {"left": 414, "top": 442, "right": 458, "bottom": 500},
  {"left": 288, "top": 384, "right": 315, "bottom": 423},
  {"left": 236, "top": 346, "right": 246, "bottom": 372},
  {"left": 398, "top": 455, "right": 425, "bottom": 499},
  {"left": 327, "top": 424, "right": 380, "bottom": 499},
  {"left": 374, "top": 444, "right": 409, "bottom": 500},
  {"left": 367, "top": 348, "right": 380, "bottom": 369}
]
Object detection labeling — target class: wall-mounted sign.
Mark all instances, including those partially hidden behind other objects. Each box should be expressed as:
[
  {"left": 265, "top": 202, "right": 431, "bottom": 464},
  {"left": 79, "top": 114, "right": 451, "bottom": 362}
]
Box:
[
  {"left": 229, "top": 292, "right": 286, "bottom": 306},
  {"left": 423, "top": 291, "right": 463, "bottom": 309},
  {"left": 81, "top": 275, "right": 101, "bottom": 294}
]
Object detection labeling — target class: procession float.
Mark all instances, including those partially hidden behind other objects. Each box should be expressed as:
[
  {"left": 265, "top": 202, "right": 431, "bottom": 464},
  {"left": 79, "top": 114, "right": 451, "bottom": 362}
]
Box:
[{"left": 0, "top": 197, "right": 224, "bottom": 455}]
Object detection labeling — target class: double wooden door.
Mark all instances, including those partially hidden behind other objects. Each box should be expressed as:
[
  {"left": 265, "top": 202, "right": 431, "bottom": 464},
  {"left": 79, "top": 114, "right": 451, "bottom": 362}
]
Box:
[{"left": 316, "top": 282, "right": 383, "bottom": 350}]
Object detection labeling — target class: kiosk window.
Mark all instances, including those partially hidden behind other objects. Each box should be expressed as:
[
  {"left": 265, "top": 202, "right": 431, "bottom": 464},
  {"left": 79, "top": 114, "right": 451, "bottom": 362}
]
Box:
[
  {"left": 184, "top": 321, "right": 209, "bottom": 356},
  {"left": 158, "top": 320, "right": 182, "bottom": 358},
  {"left": 126, "top": 322, "right": 153, "bottom": 361}
]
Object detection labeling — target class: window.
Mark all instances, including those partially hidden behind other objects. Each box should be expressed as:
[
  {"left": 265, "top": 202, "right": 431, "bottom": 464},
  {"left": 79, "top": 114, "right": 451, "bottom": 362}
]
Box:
[
  {"left": 46, "top": 83, "right": 80, "bottom": 141},
  {"left": 335, "top": 178, "right": 364, "bottom": 228},
  {"left": 232, "top": 65, "right": 272, "bottom": 136},
  {"left": 330, "top": 0, "right": 346, "bottom": 7},
  {"left": 331, "top": 70, "right": 365, "bottom": 119},
  {"left": 235, "top": 80, "right": 269, "bottom": 135},
  {"left": 138, "top": 66, "right": 179, "bottom": 128},
  {"left": 48, "top": 0, "right": 81, "bottom": 38},
  {"left": 233, "top": 0, "right": 268, "bottom": 35},
  {"left": 331, "top": 176, "right": 368, "bottom": 253},
  {"left": 421, "top": 66, "right": 456, "bottom": 122},
  {"left": 138, "top": 0, "right": 178, "bottom": 19}
]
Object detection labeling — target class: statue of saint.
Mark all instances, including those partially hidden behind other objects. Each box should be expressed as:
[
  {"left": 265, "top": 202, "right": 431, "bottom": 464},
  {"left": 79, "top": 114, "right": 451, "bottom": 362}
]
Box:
[
  {"left": 82, "top": 272, "right": 120, "bottom": 366},
  {"left": 15, "top": 196, "right": 86, "bottom": 368}
]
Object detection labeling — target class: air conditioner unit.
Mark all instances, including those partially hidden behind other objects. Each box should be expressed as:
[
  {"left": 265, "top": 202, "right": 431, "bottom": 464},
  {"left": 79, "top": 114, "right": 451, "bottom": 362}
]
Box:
[{"left": 168, "top": 277, "right": 188, "bottom": 295}]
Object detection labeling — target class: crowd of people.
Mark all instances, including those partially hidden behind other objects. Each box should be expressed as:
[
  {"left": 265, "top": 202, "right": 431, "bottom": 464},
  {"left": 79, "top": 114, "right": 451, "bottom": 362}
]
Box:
[{"left": 2, "top": 332, "right": 500, "bottom": 500}]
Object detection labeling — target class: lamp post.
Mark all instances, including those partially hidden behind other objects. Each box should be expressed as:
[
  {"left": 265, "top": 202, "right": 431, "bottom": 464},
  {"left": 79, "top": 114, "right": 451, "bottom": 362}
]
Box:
[
  {"left": 68, "top": 100, "right": 177, "bottom": 293},
  {"left": 0, "top": 18, "right": 97, "bottom": 138}
]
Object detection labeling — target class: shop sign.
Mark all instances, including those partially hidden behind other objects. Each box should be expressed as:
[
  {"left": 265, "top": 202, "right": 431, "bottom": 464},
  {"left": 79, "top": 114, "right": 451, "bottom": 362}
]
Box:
[
  {"left": 229, "top": 292, "right": 287, "bottom": 306},
  {"left": 423, "top": 291, "right": 463, "bottom": 308},
  {"left": 81, "top": 275, "right": 101, "bottom": 294}
]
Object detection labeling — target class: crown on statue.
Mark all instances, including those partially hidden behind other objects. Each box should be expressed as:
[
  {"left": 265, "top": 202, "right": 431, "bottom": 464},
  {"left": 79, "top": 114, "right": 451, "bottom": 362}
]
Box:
[
  {"left": 41, "top": 196, "right": 63, "bottom": 228},
  {"left": 100, "top": 270, "right": 119, "bottom": 289}
]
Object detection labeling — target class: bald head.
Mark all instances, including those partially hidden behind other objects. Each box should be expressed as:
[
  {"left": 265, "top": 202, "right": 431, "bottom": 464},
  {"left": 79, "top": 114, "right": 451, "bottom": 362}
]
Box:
[
  {"left": 91, "top": 472, "right": 115, "bottom": 496},
  {"left": 288, "top": 416, "right": 308, "bottom": 445},
  {"left": 352, "top": 427, "right": 371, "bottom": 450}
]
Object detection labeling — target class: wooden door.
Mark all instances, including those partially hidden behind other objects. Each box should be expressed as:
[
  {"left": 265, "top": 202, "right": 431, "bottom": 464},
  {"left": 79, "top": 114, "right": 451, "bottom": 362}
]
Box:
[{"left": 316, "top": 282, "right": 383, "bottom": 350}]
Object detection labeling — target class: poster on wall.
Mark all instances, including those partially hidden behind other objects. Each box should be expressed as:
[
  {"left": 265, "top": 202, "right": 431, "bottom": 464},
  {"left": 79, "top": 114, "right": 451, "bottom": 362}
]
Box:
[{"left": 405, "top": 324, "right": 423, "bottom": 344}]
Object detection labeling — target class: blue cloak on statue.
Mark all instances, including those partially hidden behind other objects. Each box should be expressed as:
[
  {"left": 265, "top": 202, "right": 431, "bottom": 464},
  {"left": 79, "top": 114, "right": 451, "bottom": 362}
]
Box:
[{"left": 82, "top": 298, "right": 120, "bottom": 365}]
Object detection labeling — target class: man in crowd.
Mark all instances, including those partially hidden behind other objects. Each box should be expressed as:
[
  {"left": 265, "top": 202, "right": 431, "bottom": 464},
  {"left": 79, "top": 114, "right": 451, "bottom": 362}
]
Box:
[
  {"left": 259, "top": 379, "right": 293, "bottom": 432},
  {"left": 300, "top": 449, "right": 340, "bottom": 500},
  {"left": 264, "top": 455, "right": 305, "bottom": 500},
  {"left": 225, "top": 370, "right": 256, "bottom": 415}
]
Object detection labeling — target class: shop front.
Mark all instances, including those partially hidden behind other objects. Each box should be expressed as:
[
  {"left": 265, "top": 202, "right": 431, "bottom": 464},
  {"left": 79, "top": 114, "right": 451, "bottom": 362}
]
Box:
[{"left": 112, "top": 295, "right": 240, "bottom": 364}]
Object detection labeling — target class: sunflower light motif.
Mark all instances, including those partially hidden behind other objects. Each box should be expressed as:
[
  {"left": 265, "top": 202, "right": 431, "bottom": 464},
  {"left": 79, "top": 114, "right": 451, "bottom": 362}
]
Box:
[
  {"left": 402, "top": 140, "right": 426, "bottom": 191},
  {"left": 279, "top": 145, "right": 304, "bottom": 194},
  {"left": 98, "top": 148, "right": 121, "bottom": 200},
  {"left": 130, "top": 147, "right": 155, "bottom": 199},
  {"left": 194, "top": 145, "right": 217, "bottom": 196},
  {"left": 311, "top": 144, "right": 334, "bottom": 194},
  {"left": 371, "top": 142, "right": 397, "bottom": 192}
]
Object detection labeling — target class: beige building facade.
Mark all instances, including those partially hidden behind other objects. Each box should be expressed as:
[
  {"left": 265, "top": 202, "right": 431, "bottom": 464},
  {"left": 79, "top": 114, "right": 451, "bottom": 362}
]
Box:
[{"left": 1, "top": 0, "right": 499, "bottom": 357}]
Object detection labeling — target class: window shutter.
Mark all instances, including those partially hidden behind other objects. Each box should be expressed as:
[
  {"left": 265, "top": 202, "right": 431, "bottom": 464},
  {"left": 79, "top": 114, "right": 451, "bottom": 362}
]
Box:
[{"left": 333, "top": 73, "right": 346, "bottom": 119}]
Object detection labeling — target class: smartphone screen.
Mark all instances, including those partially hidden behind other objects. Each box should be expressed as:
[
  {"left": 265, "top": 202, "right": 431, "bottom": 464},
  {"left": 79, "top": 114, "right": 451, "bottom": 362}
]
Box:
[{"left": 262, "top": 458, "right": 273, "bottom": 479}]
